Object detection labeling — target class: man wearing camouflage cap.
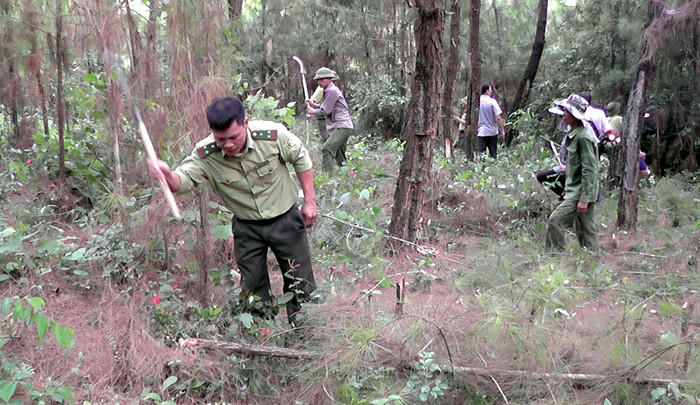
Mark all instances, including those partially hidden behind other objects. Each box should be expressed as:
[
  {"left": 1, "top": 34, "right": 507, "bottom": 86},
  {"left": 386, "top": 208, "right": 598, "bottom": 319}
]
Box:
[
  {"left": 546, "top": 94, "right": 600, "bottom": 251},
  {"left": 307, "top": 69, "right": 338, "bottom": 142},
  {"left": 307, "top": 67, "right": 355, "bottom": 172},
  {"left": 148, "top": 97, "right": 317, "bottom": 326}
]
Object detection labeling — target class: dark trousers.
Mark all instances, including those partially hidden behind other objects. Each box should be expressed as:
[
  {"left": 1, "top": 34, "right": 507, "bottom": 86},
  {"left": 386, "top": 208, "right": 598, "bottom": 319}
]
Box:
[
  {"left": 477, "top": 135, "right": 498, "bottom": 158},
  {"left": 322, "top": 127, "right": 352, "bottom": 172},
  {"left": 316, "top": 115, "right": 329, "bottom": 142},
  {"left": 536, "top": 168, "right": 566, "bottom": 198},
  {"left": 233, "top": 206, "right": 316, "bottom": 325}
]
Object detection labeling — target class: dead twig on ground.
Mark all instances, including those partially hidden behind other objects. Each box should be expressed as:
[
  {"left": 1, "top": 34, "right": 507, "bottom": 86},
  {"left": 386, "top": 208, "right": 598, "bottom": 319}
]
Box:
[{"left": 178, "top": 338, "right": 315, "bottom": 359}]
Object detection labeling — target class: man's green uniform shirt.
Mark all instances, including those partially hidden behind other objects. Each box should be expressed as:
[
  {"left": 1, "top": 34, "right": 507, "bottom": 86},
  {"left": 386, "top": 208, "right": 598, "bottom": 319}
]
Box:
[
  {"left": 174, "top": 121, "right": 313, "bottom": 221},
  {"left": 563, "top": 125, "right": 599, "bottom": 204}
]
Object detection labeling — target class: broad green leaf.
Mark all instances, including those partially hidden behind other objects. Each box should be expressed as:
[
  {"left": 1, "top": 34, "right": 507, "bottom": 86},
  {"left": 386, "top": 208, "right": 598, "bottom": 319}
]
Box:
[
  {"left": 37, "top": 240, "right": 60, "bottom": 253},
  {"left": 84, "top": 73, "right": 97, "bottom": 82},
  {"left": 27, "top": 297, "right": 45, "bottom": 310},
  {"left": 0, "top": 381, "right": 17, "bottom": 402},
  {"left": 142, "top": 392, "right": 161, "bottom": 401},
  {"left": 0, "top": 275, "right": 10, "bottom": 282},
  {"left": 360, "top": 189, "right": 370, "bottom": 200},
  {"left": 339, "top": 192, "right": 351, "bottom": 204},
  {"left": 211, "top": 225, "right": 233, "bottom": 239},
  {"left": 0, "top": 227, "right": 15, "bottom": 238},
  {"left": 0, "top": 236, "right": 23, "bottom": 254},
  {"left": 67, "top": 248, "right": 87, "bottom": 261},
  {"left": 162, "top": 376, "right": 177, "bottom": 391},
  {"left": 52, "top": 325, "right": 75, "bottom": 350},
  {"left": 237, "top": 313, "right": 253, "bottom": 328},
  {"left": 379, "top": 279, "right": 393, "bottom": 288},
  {"left": 276, "top": 292, "right": 294, "bottom": 305},
  {"left": 35, "top": 314, "right": 51, "bottom": 343}
]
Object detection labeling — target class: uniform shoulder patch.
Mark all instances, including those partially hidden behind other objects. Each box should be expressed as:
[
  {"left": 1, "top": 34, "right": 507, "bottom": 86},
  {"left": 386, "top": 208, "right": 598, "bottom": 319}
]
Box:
[
  {"left": 283, "top": 136, "right": 302, "bottom": 152},
  {"left": 196, "top": 142, "right": 221, "bottom": 159},
  {"left": 251, "top": 129, "right": 277, "bottom": 141}
]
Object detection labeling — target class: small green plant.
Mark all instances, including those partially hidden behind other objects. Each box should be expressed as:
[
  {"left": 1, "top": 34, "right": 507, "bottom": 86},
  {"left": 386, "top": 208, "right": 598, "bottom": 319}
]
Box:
[
  {"left": 402, "top": 351, "right": 448, "bottom": 402},
  {"left": 0, "top": 296, "right": 75, "bottom": 404},
  {"left": 649, "top": 382, "right": 700, "bottom": 404},
  {"left": 140, "top": 376, "right": 178, "bottom": 405}
]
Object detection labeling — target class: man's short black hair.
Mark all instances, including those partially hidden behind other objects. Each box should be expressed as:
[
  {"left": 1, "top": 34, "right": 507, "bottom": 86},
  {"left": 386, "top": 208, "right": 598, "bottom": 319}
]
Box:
[
  {"left": 480, "top": 83, "right": 491, "bottom": 95},
  {"left": 206, "top": 97, "right": 246, "bottom": 131},
  {"left": 578, "top": 91, "right": 592, "bottom": 103}
]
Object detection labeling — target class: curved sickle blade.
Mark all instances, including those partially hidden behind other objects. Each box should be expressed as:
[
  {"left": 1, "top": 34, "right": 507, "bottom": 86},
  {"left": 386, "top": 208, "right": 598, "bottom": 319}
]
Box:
[{"left": 292, "top": 56, "right": 310, "bottom": 100}]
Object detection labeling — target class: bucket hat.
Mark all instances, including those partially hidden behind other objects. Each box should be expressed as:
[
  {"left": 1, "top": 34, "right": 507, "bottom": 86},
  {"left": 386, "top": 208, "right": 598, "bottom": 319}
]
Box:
[{"left": 553, "top": 94, "right": 588, "bottom": 121}]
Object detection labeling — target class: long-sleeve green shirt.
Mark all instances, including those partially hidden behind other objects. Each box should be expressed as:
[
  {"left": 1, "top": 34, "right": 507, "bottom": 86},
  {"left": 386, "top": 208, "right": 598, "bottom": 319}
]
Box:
[
  {"left": 563, "top": 125, "right": 599, "bottom": 204},
  {"left": 173, "top": 121, "right": 312, "bottom": 220}
]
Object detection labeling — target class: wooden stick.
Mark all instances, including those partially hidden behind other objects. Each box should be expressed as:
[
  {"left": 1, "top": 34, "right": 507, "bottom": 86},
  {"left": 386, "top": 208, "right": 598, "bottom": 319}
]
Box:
[
  {"left": 178, "top": 338, "right": 314, "bottom": 359},
  {"left": 104, "top": 50, "right": 180, "bottom": 219}
]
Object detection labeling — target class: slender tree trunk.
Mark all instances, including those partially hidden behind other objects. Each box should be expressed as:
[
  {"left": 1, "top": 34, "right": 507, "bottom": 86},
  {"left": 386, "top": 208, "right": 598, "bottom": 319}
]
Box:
[
  {"left": 36, "top": 70, "right": 49, "bottom": 138},
  {"left": 195, "top": 187, "right": 210, "bottom": 305},
  {"left": 55, "top": 1, "right": 66, "bottom": 179},
  {"left": 28, "top": 40, "right": 50, "bottom": 139},
  {"left": 465, "top": 0, "right": 481, "bottom": 161},
  {"left": 2, "top": 1, "right": 20, "bottom": 145},
  {"left": 508, "top": 0, "right": 548, "bottom": 145},
  {"left": 145, "top": 0, "right": 160, "bottom": 99},
  {"left": 610, "top": 0, "right": 620, "bottom": 70},
  {"left": 441, "top": 0, "right": 461, "bottom": 160},
  {"left": 492, "top": 0, "right": 504, "bottom": 76},
  {"left": 617, "top": 0, "right": 663, "bottom": 230},
  {"left": 125, "top": 0, "right": 142, "bottom": 80},
  {"left": 388, "top": 0, "right": 444, "bottom": 242}
]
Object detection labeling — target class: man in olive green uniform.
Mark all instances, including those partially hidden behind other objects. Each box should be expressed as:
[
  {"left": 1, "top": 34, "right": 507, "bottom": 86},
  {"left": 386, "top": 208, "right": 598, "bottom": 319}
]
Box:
[
  {"left": 546, "top": 94, "right": 600, "bottom": 251},
  {"left": 148, "top": 97, "right": 317, "bottom": 325}
]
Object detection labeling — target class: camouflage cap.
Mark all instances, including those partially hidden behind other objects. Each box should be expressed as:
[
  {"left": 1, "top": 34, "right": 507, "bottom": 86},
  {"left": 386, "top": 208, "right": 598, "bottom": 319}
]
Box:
[
  {"left": 314, "top": 67, "right": 335, "bottom": 80},
  {"left": 555, "top": 94, "right": 588, "bottom": 121}
]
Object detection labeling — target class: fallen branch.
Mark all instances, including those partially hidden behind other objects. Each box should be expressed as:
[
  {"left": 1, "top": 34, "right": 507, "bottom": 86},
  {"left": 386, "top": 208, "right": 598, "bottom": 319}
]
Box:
[
  {"left": 450, "top": 365, "right": 692, "bottom": 386},
  {"left": 178, "top": 338, "right": 314, "bottom": 359}
]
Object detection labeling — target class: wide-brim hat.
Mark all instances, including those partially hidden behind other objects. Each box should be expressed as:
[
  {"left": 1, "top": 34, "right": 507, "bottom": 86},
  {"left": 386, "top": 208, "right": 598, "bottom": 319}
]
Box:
[
  {"left": 314, "top": 67, "right": 335, "bottom": 80},
  {"left": 553, "top": 94, "right": 588, "bottom": 121},
  {"left": 606, "top": 101, "right": 621, "bottom": 116}
]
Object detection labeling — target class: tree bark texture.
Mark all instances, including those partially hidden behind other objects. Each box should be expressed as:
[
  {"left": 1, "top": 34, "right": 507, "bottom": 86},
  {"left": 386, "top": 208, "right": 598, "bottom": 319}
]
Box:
[
  {"left": 228, "top": 0, "right": 243, "bottom": 20},
  {"left": 617, "top": 0, "right": 663, "bottom": 231},
  {"left": 388, "top": 0, "right": 444, "bottom": 242},
  {"left": 465, "top": 0, "right": 481, "bottom": 160},
  {"left": 441, "top": 0, "right": 461, "bottom": 160},
  {"left": 195, "top": 187, "right": 210, "bottom": 305},
  {"left": 55, "top": 2, "right": 66, "bottom": 179},
  {"left": 145, "top": 0, "right": 160, "bottom": 99},
  {"left": 508, "top": 0, "right": 548, "bottom": 145}
]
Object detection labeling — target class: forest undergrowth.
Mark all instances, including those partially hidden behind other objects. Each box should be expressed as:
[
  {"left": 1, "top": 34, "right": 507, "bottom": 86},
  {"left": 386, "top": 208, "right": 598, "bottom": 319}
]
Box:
[{"left": 1, "top": 129, "right": 699, "bottom": 405}]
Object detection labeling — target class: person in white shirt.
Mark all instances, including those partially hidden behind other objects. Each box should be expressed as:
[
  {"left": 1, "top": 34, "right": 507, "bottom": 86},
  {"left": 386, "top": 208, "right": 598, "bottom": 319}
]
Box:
[{"left": 477, "top": 83, "right": 506, "bottom": 159}]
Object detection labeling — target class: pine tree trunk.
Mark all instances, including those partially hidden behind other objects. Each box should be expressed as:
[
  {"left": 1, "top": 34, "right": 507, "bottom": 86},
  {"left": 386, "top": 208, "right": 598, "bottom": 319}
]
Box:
[
  {"left": 617, "top": 0, "right": 663, "bottom": 230},
  {"left": 465, "top": 0, "right": 481, "bottom": 161},
  {"left": 388, "top": 0, "right": 444, "bottom": 242},
  {"left": 195, "top": 187, "right": 210, "bottom": 305},
  {"left": 55, "top": 2, "right": 66, "bottom": 179},
  {"left": 145, "top": 0, "right": 160, "bottom": 99},
  {"left": 508, "top": 0, "right": 548, "bottom": 145},
  {"left": 441, "top": 0, "right": 461, "bottom": 160}
]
